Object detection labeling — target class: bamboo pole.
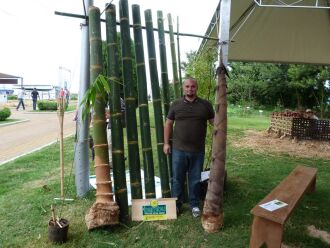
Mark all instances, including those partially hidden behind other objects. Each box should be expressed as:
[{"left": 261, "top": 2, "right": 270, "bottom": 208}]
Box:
[
  {"left": 85, "top": 6, "right": 119, "bottom": 230},
  {"left": 144, "top": 9, "right": 171, "bottom": 198},
  {"left": 132, "top": 4, "right": 156, "bottom": 199},
  {"left": 176, "top": 16, "right": 183, "bottom": 96},
  {"left": 105, "top": 3, "right": 129, "bottom": 222},
  {"left": 119, "top": 0, "right": 143, "bottom": 199},
  {"left": 167, "top": 13, "right": 180, "bottom": 99},
  {"left": 158, "top": 11, "right": 173, "bottom": 179},
  {"left": 57, "top": 97, "right": 65, "bottom": 198}
]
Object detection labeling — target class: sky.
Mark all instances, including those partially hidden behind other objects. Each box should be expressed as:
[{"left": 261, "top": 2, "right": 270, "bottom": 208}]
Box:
[{"left": 0, "top": 0, "right": 219, "bottom": 93}]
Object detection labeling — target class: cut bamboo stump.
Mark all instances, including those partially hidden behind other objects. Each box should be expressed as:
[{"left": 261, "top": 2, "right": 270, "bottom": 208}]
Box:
[{"left": 85, "top": 202, "right": 120, "bottom": 230}]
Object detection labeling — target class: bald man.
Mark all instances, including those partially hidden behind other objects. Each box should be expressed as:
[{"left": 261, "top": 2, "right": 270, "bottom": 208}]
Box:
[{"left": 164, "top": 78, "right": 214, "bottom": 218}]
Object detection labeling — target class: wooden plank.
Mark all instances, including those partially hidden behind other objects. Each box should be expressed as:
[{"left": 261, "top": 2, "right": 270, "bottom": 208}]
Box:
[
  {"left": 251, "top": 166, "right": 317, "bottom": 224},
  {"left": 250, "top": 216, "right": 283, "bottom": 248}
]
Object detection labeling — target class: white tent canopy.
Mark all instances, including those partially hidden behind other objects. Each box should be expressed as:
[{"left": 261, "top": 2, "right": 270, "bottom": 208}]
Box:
[{"left": 200, "top": 0, "right": 330, "bottom": 65}]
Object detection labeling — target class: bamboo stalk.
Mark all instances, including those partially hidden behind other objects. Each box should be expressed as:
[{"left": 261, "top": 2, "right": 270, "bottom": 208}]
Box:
[
  {"left": 177, "top": 16, "right": 183, "bottom": 96},
  {"left": 144, "top": 9, "right": 171, "bottom": 198},
  {"left": 57, "top": 97, "right": 65, "bottom": 198},
  {"left": 105, "top": 3, "right": 129, "bottom": 222},
  {"left": 132, "top": 4, "right": 156, "bottom": 199},
  {"left": 158, "top": 11, "right": 173, "bottom": 179},
  {"left": 167, "top": 13, "right": 180, "bottom": 99},
  {"left": 85, "top": 6, "right": 119, "bottom": 230},
  {"left": 119, "top": 0, "right": 143, "bottom": 199}
]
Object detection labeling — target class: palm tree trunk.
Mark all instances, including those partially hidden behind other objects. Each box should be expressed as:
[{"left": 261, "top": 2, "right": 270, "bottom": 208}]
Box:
[
  {"left": 85, "top": 6, "right": 119, "bottom": 230},
  {"left": 105, "top": 3, "right": 128, "bottom": 223},
  {"left": 202, "top": 63, "right": 227, "bottom": 233}
]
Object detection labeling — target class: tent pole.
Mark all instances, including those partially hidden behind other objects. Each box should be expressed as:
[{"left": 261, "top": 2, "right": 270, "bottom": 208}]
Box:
[{"left": 74, "top": 0, "right": 93, "bottom": 197}]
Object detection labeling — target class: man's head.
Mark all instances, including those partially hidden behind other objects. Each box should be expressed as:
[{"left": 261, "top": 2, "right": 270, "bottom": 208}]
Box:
[
  {"left": 33, "top": 88, "right": 36, "bottom": 90},
  {"left": 183, "top": 78, "right": 198, "bottom": 98}
]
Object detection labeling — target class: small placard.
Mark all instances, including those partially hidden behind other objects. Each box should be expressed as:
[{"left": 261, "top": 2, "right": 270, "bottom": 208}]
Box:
[
  {"left": 259, "top": 199, "right": 288, "bottom": 212},
  {"left": 132, "top": 198, "right": 177, "bottom": 221}
]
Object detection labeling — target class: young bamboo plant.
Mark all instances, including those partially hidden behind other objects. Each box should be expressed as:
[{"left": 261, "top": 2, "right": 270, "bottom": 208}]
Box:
[{"left": 83, "top": 6, "right": 119, "bottom": 230}]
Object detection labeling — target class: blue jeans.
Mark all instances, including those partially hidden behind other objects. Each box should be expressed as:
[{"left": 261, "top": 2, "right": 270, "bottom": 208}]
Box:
[{"left": 171, "top": 148, "right": 204, "bottom": 209}]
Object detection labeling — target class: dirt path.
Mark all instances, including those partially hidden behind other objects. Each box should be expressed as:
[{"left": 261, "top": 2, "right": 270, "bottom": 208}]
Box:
[{"left": 0, "top": 108, "right": 76, "bottom": 165}]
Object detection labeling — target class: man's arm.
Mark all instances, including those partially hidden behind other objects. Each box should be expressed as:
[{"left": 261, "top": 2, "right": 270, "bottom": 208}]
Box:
[{"left": 163, "top": 119, "right": 174, "bottom": 154}]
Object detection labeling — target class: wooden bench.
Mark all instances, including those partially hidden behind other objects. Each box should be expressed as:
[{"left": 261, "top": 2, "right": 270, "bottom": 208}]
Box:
[{"left": 249, "top": 165, "right": 317, "bottom": 248}]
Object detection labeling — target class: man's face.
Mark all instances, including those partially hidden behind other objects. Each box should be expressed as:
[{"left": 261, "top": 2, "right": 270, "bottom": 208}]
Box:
[{"left": 184, "top": 79, "right": 198, "bottom": 97}]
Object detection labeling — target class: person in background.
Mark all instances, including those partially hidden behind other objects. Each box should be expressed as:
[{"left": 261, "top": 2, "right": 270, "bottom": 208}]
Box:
[
  {"left": 16, "top": 88, "right": 25, "bottom": 111},
  {"left": 163, "top": 77, "right": 214, "bottom": 218},
  {"left": 65, "top": 88, "right": 70, "bottom": 105},
  {"left": 31, "top": 88, "right": 40, "bottom": 111},
  {"left": 59, "top": 88, "right": 65, "bottom": 98}
]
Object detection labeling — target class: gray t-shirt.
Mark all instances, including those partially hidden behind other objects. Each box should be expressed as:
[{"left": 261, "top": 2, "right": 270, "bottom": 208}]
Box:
[{"left": 167, "top": 97, "right": 214, "bottom": 152}]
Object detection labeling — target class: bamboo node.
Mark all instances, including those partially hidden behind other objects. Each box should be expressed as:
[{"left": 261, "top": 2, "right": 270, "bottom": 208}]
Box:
[
  {"left": 149, "top": 58, "right": 156, "bottom": 61},
  {"left": 116, "top": 188, "right": 127, "bottom": 194},
  {"left": 111, "top": 112, "right": 122, "bottom": 117},
  {"left": 157, "top": 142, "right": 164, "bottom": 146},
  {"left": 94, "top": 164, "right": 110, "bottom": 168},
  {"left": 130, "top": 182, "right": 141, "bottom": 187},
  {"left": 153, "top": 98, "right": 162, "bottom": 102},
  {"left": 96, "top": 181, "right": 112, "bottom": 185},
  {"left": 125, "top": 97, "right": 136, "bottom": 101},
  {"left": 120, "top": 17, "right": 129, "bottom": 21},
  {"left": 142, "top": 147, "right": 152, "bottom": 152},
  {"left": 127, "top": 141, "right": 138, "bottom": 145},
  {"left": 112, "top": 150, "right": 124, "bottom": 154},
  {"left": 139, "top": 104, "right": 148, "bottom": 107},
  {"left": 107, "top": 42, "right": 117, "bottom": 46},
  {"left": 122, "top": 57, "right": 133, "bottom": 61},
  {"left": 94, "top": 143, "right": 108, "bottom": 148},
  {"left": 90, "top": 65, "right": 103, "bottom": 70},
  {"left": 95, "top": 192, "right": 114, "bottom": 196},
  {"left": 136, "top": 62, "right": 145, "bottom": 67},
  {"left": 90, "top": 37, "right": 102, "bottom": 42},
  {"left": 145, "top": 192, "right": 156, "bottom": 197}
]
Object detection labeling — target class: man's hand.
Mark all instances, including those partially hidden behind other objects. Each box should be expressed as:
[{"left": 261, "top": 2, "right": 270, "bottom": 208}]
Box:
[{"left": 163, "top": 143, "right": 171, "bottom": 155}]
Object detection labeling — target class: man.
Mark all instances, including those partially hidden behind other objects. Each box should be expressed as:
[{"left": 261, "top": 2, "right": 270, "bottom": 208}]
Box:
[
  {"left": 16, "top": 88, "right": 25, "bottom": 111},
  {"left": 31, "top": 88, "right": 40, "bottom": 111},
  {"left": 163, "top": 78, "right": 214, "bottom": 218}
]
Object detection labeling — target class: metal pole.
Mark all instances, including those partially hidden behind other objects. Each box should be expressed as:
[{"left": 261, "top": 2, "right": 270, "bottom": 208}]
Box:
[
  {"left": 54, "top": 11, "right": 219, "bottom": 41},
  {"left": 74, "top": 0, "right": 93, "bottom": 197},
  {"left": 219, "top": 0, "right": 231, "bottom": 67}
]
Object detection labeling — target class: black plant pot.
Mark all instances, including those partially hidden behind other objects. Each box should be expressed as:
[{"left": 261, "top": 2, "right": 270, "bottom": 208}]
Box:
[{"left": 48, "top": 218, "right": 69, "bottom": 244}]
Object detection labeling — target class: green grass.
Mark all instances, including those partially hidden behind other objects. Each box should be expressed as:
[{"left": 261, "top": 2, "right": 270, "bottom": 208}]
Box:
[
  {"left": 0, "top": 118, "right": 21, "bottom": 124},
  {"left": 0, "top": 110, "right": 329, "bottom": 248}
]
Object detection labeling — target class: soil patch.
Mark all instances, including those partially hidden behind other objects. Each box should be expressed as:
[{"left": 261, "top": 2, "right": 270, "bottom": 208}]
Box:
[{"left": 232, "top": 130, "right": 330, "bottom": 159}]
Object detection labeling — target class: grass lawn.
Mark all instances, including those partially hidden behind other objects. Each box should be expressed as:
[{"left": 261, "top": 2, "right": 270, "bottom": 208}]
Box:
[
  {"left": 0, "top": 118, "right": 21, "bottom": 125},
  {"left": 0, "top": 112, "right": 329, "bottom": 247}
]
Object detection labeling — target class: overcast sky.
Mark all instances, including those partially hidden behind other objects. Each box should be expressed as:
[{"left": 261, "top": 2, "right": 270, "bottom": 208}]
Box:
[{"left": 0, "top": 0, "right": 219, "bottom": 93}]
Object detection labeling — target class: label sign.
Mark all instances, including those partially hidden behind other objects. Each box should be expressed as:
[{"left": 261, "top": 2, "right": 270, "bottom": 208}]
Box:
[
  {"left": 142, "top": 200, "right": 167, "bottom": 221},
  {"left": 131, "top": 198, "right": 177, "bottom": 221}
]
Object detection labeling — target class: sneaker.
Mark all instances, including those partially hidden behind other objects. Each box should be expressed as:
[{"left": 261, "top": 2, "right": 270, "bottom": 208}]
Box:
[{"left": 191, "top": 207, "right": 201, "bottom": 218}]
